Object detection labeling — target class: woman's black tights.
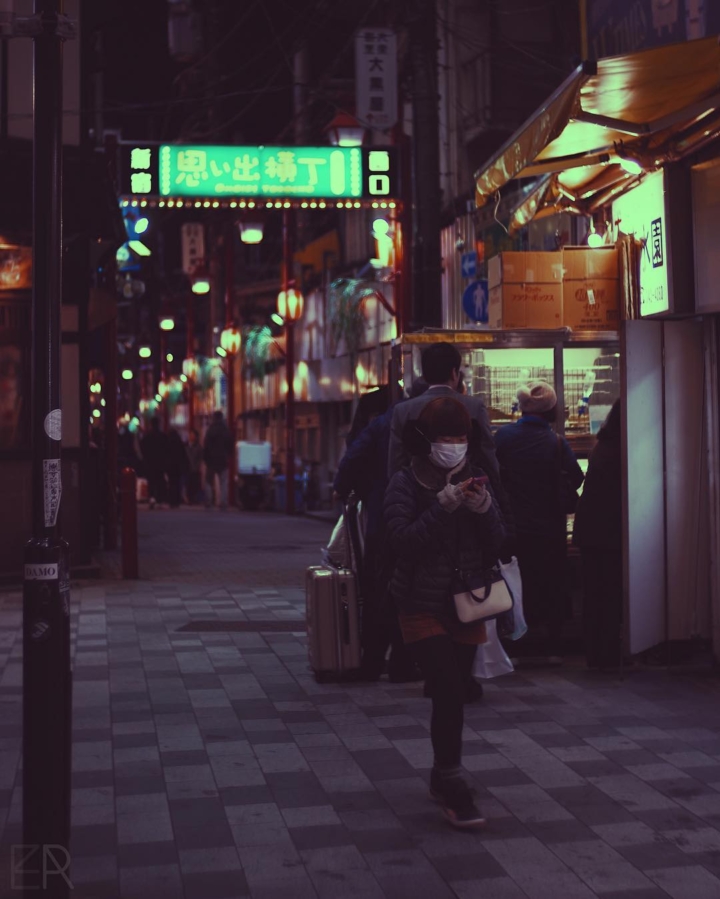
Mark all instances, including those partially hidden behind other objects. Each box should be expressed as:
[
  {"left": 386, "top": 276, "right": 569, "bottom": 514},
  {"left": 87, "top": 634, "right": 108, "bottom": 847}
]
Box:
[{"left": 412, "top": 636, "right": 477, "bottom": 769}]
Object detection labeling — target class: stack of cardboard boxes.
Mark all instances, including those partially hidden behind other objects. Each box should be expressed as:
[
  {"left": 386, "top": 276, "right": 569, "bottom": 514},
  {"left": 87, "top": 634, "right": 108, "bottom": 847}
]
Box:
[{"left": 487, "top": 247, "right": 620, "bottom": 331}]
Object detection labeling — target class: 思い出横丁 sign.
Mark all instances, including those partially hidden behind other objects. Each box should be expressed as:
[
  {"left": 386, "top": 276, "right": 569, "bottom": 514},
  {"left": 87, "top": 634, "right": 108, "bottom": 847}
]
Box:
[{"left": 120, "top": 145, "right": 398, "bottom": 200}]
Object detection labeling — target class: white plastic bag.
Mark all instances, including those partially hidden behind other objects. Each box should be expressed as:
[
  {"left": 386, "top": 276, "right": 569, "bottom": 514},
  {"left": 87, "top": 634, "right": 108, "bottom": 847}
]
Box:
[
  {"left": 499, "top": 556, "right": 527, "bottom": 641},
  {"left": 473, "top": 620, "right": 514, "bottom": 679},
  {"left": 322, "top": 514, "right": 350, "bottom": 568}
]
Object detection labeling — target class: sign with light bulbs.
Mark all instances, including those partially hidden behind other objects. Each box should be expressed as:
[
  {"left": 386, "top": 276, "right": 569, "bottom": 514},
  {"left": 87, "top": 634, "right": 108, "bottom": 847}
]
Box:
[{"left": 120, "top": 145, "right": 398, "bottom": 201}]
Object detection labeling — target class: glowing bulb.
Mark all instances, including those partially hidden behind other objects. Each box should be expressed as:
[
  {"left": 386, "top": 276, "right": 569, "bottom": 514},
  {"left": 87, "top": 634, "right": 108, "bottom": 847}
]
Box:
[
  {"left": 92, "top": 409, "right": 101, "bottom": 419},
  {"left": 271, "top": 313, "right": 284, "bottom": 327},
  {"left": 122, "top": 369, "right": 133, "bottom": 380},
  {"left": 619, "top": 157, "right": 643, "bottom": 176},
  {"left": 134, "top": 217, "right": 149, "bottom": 235},
  {"left": 139, "top": 346, "right": 152, "bottom": 359},
  {"left": 192, "top": 278, "right": 211, "bottom": 295}
]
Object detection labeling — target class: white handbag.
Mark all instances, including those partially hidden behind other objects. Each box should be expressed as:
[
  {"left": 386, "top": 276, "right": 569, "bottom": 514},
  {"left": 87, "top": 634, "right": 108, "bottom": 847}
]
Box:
[{"left": 452, "top": 568, "right": 514, "bottom": 624}]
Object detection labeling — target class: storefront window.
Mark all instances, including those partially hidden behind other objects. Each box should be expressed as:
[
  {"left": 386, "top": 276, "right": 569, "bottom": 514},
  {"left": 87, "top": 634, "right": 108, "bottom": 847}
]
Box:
[
  {"left": 563, "top": 347, "right": 620, "bottom": 440},
  {"left": 463, "top": 348, "right": 555, "bottom": 429}
]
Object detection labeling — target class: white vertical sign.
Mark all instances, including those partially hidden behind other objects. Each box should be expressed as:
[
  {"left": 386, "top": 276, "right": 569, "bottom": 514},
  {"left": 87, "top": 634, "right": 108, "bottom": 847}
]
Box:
[
  {"left": 181, "top": 223, "right": 205, "bottom": 276},
  {"left": 355, "top": 29, "right": 398, "bottom": 130},
  {"left": 612, "top": 170, "right": 669, "bottom": 316}
]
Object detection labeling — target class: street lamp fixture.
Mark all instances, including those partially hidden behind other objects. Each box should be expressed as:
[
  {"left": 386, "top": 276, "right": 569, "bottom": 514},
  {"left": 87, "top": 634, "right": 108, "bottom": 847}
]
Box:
[
  {"left": 324, "top": 111, "right": 366, "bottom": 147},
  {"left": 238, "top": 222, "right": 264, "bottom": 245},
  {"left": 277, "top": 288, "right": 304, "bottom": 322},
  {"left": 220, "top": 325, "right": 242, "bottom": 356}
]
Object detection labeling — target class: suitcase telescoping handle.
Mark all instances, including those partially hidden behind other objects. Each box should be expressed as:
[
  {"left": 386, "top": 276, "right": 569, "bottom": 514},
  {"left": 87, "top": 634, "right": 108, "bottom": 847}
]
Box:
[{"left": 340, "top": 582, "right": 351, "bottom": 646}]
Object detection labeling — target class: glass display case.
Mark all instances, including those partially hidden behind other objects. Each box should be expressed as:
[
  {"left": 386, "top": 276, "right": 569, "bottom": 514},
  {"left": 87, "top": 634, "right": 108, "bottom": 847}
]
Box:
[{"left": 391, "top": 329, "right": 621, "bottom": 459}]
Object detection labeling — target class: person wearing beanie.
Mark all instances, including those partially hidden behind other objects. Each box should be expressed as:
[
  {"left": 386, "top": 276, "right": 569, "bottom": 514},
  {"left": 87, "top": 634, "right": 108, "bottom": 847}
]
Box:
[
  {"left": 494, "top": 380, "right": 584, "bottom": 658},
  {"left": 384, "top": 397, "right": 506, "bottom": 829}
]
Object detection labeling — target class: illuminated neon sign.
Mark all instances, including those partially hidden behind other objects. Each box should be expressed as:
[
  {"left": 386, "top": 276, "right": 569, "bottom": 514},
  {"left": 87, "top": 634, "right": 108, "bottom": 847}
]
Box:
[{"left": 121, "top": 145, "right": 398, "bottom": 200}]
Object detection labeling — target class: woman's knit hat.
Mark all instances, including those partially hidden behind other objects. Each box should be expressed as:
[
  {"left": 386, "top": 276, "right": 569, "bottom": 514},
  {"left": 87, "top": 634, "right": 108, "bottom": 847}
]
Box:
[
  {"left": 517, "top": 380, "right": 557, "bottom": 414},
  {"left": 416, "top": 397, "right": 471, "bottom": 440}
]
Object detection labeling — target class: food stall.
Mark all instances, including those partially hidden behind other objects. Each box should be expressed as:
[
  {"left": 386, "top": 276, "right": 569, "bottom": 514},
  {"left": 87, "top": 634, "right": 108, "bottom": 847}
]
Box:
[{"left": 391, "top": 327, "right": 620, "bottom": 460}]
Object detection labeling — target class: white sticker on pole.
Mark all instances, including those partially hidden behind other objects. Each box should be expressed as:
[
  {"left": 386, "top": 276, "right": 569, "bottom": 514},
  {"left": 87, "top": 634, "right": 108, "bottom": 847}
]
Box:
[
  {"left": 24, "top": 563, "right": 59, "bottom": 581},
  {"left": 43, "top": 459, "right": 62, "bottom": 527},
  {"left": 44, "top": 409, "right": 62, "bottom": 441}
]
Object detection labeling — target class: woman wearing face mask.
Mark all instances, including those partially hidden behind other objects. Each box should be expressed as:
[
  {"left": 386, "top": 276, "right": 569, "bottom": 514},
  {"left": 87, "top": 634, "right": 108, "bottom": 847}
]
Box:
[{"left": 384, "top": 397, "right": 506, "bottom": 828}]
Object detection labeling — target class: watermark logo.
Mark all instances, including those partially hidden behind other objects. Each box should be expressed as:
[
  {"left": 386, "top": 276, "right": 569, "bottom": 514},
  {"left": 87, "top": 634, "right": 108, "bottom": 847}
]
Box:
[{"left": 11, "top": 845, "right": 73, "bottom": 891}]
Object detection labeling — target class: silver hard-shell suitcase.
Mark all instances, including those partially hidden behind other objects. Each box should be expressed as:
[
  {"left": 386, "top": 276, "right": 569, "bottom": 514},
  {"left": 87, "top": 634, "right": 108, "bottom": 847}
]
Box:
[{"left": 306, "top": 565, "right": 361, "bottom": 682}]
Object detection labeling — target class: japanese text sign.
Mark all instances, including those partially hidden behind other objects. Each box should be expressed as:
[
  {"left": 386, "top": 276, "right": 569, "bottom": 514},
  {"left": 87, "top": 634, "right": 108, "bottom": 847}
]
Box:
[
  {"left": 121, "top": 145, "right": 398, "bottom": 200},
  {"left": 355, "top": 29, "right": 398, "bottom": 130},
  {"left": 164, "top": 146, "right": 365, "bottom": 198},
  {"left": 612, "top": 171, "right": 669, "bottom": 317}
]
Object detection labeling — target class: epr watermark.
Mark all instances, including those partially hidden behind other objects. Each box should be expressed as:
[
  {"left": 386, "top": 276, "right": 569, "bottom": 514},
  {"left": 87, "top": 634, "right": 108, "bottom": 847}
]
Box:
[{"left": 11, "top": 845, "right": 73, "bottom": 891}]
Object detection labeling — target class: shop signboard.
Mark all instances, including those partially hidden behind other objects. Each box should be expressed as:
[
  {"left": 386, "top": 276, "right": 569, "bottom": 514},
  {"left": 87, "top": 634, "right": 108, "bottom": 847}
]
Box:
[
  {"left": 181, "top": 223, "right": 205, "bottom": 276},
  {"left": 120, "top": 145, "right": 398, "bottom": 201},
  {"left": 355, "top": 29, "right": 398, "bottom": 130},
  {"left": 612, "top": 171, "right": 669, "bottom": 317},
  {"left": 585, "top": 0, "right": 720, "bottom": 58}
]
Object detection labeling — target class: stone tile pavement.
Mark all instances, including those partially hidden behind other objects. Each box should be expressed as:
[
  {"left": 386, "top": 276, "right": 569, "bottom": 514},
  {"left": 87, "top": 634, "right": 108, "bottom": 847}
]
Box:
[{"left": 1, "top": 508, "right": 720, "bottom": 898}]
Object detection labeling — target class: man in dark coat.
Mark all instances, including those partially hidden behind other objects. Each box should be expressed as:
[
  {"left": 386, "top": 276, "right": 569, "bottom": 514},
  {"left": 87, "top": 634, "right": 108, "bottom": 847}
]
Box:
[
  {"left": 333, "top": 381, "right": 428, "bottom": 682},
  {"left": 388, "top": 343, "right": 498, "bottom": 481},
  {"left": 203, "top": 411, "right": 234, "bottom": 509},
  {"left": 140, "top": 417, "right": 169, "bottom": 509},
  {"left": 388, "top": 344, "right": 511, "bottom": 538}
]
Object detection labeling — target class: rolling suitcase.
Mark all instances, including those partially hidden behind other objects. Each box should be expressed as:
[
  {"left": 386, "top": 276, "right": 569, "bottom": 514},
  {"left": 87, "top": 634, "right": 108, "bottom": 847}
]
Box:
[{"left": 306, "top": 565, "right": 361, "bottom": 682}]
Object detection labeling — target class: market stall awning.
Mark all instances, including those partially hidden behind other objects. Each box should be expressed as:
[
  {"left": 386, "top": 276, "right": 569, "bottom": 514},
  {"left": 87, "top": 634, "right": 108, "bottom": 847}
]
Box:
[{"left": 474, "top": 36, "right": 720, "bottom": 223}]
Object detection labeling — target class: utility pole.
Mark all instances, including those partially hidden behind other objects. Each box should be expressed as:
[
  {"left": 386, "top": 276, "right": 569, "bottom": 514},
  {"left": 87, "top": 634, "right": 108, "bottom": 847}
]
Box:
[
  {"left": 408, "top": 0, "right": 442, "bottom": 328},
  {"left": 22, "top": 1, "right": 75, "bottom": 895}
]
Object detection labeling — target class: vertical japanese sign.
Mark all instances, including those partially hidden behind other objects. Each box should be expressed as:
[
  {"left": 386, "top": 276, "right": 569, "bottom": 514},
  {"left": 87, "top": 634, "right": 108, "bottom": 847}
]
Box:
[
  {"left": 129, "top": 146, "right": 156, "bottom": 195},
  {"left": 181, "top": 223, "right": 205, "bottom": 276},
  {"left": 612, "top": 171, "right": 669, "bottom": 317},
  {"left": 355, "top": 29, "right": 398, "bottom": 130}
]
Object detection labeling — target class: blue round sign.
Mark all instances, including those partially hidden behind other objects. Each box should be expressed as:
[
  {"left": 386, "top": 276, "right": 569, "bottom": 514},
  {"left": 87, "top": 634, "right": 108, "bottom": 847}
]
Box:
[{"left": 462, "top": 279, "right": 488, "bottom": 323}]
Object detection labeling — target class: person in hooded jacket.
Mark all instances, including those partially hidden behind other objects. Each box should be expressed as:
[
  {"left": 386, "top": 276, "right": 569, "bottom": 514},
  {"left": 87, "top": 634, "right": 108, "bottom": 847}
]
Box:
[{"left": 384, "top": 396, "right": 506, "bottom": 829}]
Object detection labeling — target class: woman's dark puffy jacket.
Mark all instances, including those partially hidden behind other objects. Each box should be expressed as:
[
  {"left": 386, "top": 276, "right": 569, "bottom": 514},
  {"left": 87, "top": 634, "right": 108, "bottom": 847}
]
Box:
[{"left": 384, "top": 457, "right": 506, "bottom": 616}]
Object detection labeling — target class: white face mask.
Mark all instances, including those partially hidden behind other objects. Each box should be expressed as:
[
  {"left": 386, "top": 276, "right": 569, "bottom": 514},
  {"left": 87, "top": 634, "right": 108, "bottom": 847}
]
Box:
[{"left": 430, "top": 442, "right": 467, "bottom": 469}]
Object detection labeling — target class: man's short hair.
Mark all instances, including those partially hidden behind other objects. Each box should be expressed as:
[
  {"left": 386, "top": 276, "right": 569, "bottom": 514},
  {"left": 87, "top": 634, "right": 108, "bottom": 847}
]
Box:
[{"left": 421, "top": 342, "right": 462, "bottom": 385}]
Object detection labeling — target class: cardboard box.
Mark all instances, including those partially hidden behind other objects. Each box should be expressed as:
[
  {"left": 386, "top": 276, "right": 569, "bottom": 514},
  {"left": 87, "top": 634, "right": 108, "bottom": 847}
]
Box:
[
  {"left": 488, "top": 251, "right": 564, "bottom": 289},
  {"left": 563, "top": 246, "right": 619, "bottom": 281},
  {"left": 562, "top": 279, "right": 620, "bottom": 331},
  {"left": 489, "top": 282, "right": 563, "bottom": 330}
]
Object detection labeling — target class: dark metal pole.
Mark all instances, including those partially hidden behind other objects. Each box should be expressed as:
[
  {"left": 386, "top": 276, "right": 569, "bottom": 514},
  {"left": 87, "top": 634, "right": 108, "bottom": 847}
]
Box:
[
  {"left": 104, "top": 318, "right": 118, "bottom": 550},
  {"left": 225, "top": 223, "right": 236, "bottom": 506},
  {"left": 22, "top": 1, "right": 73, "bottom": 895},
  {"left": 408, "top": 0, "right": 442, "bottom": 328},
  {"left": 282, "top": 208, "right": 296, "bottom": 514},
  {"left": 187, "top": 292, "right": 195, "bottom": 433}
]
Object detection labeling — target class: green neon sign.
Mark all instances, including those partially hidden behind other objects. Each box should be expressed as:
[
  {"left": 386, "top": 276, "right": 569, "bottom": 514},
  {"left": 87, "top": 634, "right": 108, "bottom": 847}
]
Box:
[{"left": 159, "top": 145, "right": 363, "bottom": 198}]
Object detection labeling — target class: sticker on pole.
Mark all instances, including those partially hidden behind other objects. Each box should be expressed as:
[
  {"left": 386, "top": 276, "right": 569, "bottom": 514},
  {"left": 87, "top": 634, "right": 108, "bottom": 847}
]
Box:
[
  {"left": 44, "top": 409, "right": 62, "bottom": 441},
  {"left": 43, "top": 459, "right": 62, "bottom": 527},
  {"left": 24, "top": 563, "right": 59, "bottom": 580}
]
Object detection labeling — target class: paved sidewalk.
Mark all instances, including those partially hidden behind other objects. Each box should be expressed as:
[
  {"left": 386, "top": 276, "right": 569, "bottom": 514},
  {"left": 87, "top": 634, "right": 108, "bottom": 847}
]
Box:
[{"left": 1, "top": 509, "right": 720, "bottom": 898}]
